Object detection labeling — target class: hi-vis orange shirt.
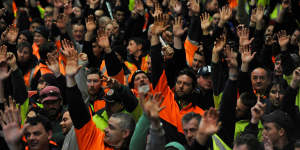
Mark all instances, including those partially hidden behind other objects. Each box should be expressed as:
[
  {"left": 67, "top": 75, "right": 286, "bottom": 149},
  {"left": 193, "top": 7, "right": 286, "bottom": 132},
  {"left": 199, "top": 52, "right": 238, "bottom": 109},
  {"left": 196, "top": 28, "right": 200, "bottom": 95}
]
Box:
[
  {"left": 125, "top": 55, "right": 150, "bottom": 84},
  {"left": 184, "top": 37, "right": 199, "bottom": 67},
  {"left": 154, "top": 71, "right": 205, "bottom": 133},
  {"left": 75, "top": 119, "right": 113, "bottom": 150}
]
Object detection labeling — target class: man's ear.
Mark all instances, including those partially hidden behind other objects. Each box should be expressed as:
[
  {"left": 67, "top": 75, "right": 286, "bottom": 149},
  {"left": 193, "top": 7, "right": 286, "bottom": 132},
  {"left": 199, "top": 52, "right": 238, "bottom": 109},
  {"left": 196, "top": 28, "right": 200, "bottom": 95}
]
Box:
[
  {"left": 122, "top": 129, "right": 130, "bottom": 139},
  {"left": 137, "top": 44, "right": 142, "bottom": 50},
  {"left": 47, "top": 130, "right": 53, "bottom": 140},
  {"left": 279, "top": 128, "right": 285, "bottom": 137}
]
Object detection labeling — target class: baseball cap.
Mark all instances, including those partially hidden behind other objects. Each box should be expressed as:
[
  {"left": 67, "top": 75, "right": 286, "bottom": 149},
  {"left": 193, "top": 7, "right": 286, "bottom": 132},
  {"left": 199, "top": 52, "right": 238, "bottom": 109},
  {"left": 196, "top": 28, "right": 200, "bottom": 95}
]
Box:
[
  {"left": 39, "top": 86, "right": 61, "bottom": 103},
  {"left": 197, "top": 65, "right": 212, "bottom": 76},
  {"left": 104, "top": 89, "right": 122, "bottom": 103}
]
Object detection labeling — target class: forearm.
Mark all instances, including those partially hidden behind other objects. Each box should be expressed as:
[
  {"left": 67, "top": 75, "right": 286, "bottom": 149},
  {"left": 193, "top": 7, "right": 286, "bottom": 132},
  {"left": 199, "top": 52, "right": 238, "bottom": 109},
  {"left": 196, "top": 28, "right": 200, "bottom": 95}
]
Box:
[
  {"left": 84, "top": 31, "right": 94, "bottom": 42},
  {"left": 150, "top": 44, "right": 163, "bottom": 89},
  {"left": 10, "top": 69, "right": 27, "bottom": 104},
  {"left": 188, "top": 16, "right": 201, "bottom": 42},
  {"left": 66, "top": 76, "right": 91, "bottom": 129},
  {"left": 105, "top": 51, "right": 123, "bottom": 77},
  {"left": 118, "top": 85, "right": 138, "bottom": 112},
  {"left": 129, "top": 114, "right": 151, "bottom": 150},
  {"left": 146, "top": 122, "right": 165, "bottom": 150},
  {"left": 173, "top": 36, "right": 182, "bottom": 50}
]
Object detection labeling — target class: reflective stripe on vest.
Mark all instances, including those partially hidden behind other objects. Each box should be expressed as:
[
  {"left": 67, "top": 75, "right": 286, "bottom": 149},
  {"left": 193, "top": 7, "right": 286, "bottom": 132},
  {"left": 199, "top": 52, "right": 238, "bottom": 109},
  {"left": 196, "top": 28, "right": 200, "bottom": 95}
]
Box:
[{"left": 212, "top": 134, "right": 231, "bottom": 150}]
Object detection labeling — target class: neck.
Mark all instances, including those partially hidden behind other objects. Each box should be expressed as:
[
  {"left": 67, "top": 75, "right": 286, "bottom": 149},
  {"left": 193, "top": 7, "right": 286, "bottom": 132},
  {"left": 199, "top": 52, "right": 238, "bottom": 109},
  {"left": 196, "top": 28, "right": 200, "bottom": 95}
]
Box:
[
  {"left": 275, "top": 137, "right": 289, "bottom": 150},
  {"left": 133, "top": 51, "right": 142, "bottom": 61}
]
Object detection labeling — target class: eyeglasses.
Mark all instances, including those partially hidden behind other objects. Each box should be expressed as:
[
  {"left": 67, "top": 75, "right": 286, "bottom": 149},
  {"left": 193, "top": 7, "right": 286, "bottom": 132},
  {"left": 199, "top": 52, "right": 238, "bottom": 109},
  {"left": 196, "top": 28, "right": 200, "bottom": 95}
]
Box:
[{"left": 40, "top": 90, "right": 60, "bottom": 100}]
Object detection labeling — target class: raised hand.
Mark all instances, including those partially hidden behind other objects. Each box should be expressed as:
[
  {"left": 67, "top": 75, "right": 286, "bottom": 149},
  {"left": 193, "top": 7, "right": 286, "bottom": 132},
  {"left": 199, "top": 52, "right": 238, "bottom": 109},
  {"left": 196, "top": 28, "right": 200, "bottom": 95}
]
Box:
[
  {"left": 198, "top": 107, "right": 221, "bottom": 136},
  {"left": 0, "top": 96, "right": 28, "bottom": 148},
  {"left": 239, "top": 27, "right": 254, "bottom": 46},
  {"left": 241, "top": 45, "right": 256, "bottom": 64},
  {"left": 85, "top": 15, "right": 97, "bottom": 32},
  {"left": 6, "top": 25, "right": 19, "bottom": 44},
  {"left": 162, "top": 45, "right": 174, "bottom": 60},
  {"left": 255, "top": 5, "right": 265, "bottom": 22},
  {"left": 212, "top": 34, "right": 226, "bottom": 54},
  {"left": 150, "top": 2, "right": 163, "bottom": 17},
  {"left": 6, "top": 52, "right": 18, "bottom": 71},
  {"left": 188, "top": 0, "right": 200, "bottom": 14},
  {"left": 65, "top": 46, "right": 81, "bottom": 77},
  {"left": 46, "top": 53, "right": 60, "bottom": 75},
  {"left": 173, "top": 16, "right": 187, "bottom": 37},
  {"left": 277, "top": 30, "right": 290, "bottom": 50},
  {"left": 250, "top": 96, "right": 266, "bottom": 124},
  {"left": 78, "top": 53, "right": 88, "bottom": 62},
  {"left": 200, "top": 12, "right": 212, "bottom": 32},
  {"left": 102, "top": 76, "right": 121, "bottom": 90},
  {"left": 219, "top": 5, "right": 232, "bottom": 26},
  {"left": 290, "top": 67, "right": 300, "bottom": 89},
  {"left": 250, "top": 9, "right": 257, "bottom": 24},
  {"left": 0, "top": 45, "right": 7, "bottom": 63},
  {"left": 0, "top": 62, "right": 11, "bottom": 81},
  {"left": 97, "top": 29, "right": 111, "bottom": 53},
  {"left": 140, "top": 93, "right": 165, "bottom": 121},
  {"left": 151, "top": 14, "right": 170, "bottom": 35},
  {"left": 61, "top": 39, "right": 76, "bottom": 56},
  {"left": 53, "top": 0, "right": 64, "bottom": 8},
  {"left": 225, "top": 45, "right": 238, "bottom": 68}
]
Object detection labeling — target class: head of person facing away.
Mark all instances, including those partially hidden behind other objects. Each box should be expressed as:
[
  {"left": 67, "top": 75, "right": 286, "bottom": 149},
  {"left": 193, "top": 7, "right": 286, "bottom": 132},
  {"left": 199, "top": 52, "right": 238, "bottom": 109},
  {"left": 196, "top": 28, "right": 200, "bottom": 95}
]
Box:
[
  {"left": 235, "top": 92, "right": 257, "bottom": 120},
  {"left": 233, "top": 133, "right": 262, "bottom": 150},
  {"left": 104, "top": 113, "right": 136, "bottom": 149},
  {"left": 104, "top": 89, "right": 125, "bottom": 117}
]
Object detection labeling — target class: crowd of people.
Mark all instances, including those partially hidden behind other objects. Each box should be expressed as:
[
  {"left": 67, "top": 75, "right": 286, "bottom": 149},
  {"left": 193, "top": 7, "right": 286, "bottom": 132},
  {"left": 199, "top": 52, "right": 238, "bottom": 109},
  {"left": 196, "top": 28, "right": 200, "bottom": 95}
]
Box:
[{"left": 0, "top": 0, "right": 300, "bottom": 149}]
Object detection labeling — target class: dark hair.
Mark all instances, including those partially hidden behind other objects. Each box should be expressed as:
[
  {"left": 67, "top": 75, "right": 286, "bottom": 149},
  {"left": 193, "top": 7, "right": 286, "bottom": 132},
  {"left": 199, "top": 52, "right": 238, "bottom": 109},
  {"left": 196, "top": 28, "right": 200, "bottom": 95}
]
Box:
[
  {"left": 182, "top": 112, "right": 201, "bottom": 126},
  {"left": 31, "top": 17, "right": 44, "bottom": 25},
  {"left": 194, "top": 49, "right": 205, "bottom": 57},
  {"left": 111, "top": 113, "right": 135, "bottom": 149},
  {"left": 239, "top": 92, "right": 257, "bottom": 118},
  {"left": 17, "top": 41, "right": 33, "bottom": 54},
  {"left": 234, "top": 134, "right": 262, "bottom": 150},
  {"left": 39, "top": 42, "right": 57, "bottom": 61},
  {"left": 26, "top": 115, "right": 52, "bottom": 132},
  {"left": 128, "top": 37, "right": 144, "bottom": 50},
  {"left": 270, "top": 76, "right": 288, "bottom": 95},
  {"left": 87, "top": 67, "right": 102, "bottom": 77},
  {"left": 18, "top": 30, "right": 33, "bottom": 44},
  {"left": 176, "top": 68, "right": 197, "bottom": 89}
]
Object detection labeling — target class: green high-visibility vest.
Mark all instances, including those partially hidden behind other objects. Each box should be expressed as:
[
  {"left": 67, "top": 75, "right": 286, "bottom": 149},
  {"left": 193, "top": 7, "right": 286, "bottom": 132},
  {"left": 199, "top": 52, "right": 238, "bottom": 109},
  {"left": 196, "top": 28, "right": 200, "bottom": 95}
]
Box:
[{"left": 212, "top": 134, "right": 231, "bottom": 150}]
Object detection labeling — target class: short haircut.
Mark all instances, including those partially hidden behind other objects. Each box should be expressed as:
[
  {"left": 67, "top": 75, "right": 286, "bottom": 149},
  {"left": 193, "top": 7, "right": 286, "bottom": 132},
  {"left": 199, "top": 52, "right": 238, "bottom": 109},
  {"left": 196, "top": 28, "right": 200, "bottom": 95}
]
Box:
[
  {"left": 182, "top": 112, "right": 201, "bottom": 126},
  {"left": 39, "top": 42, "right": 57, "bottom": 61},
  {"left": 26, "top": 115, "right": 52, "bottom": 132},
  {"left": 17, "top": 41, "right": 33, "bottom": 54},
  {"left": 111, "top": 113, "right": 135, "bottom": 146},
  {"left": 194, "top": 49, "right": 204, "bottom": 57},
  {"left": 239, "top": 92, "right": 257, "bottom": 119},
  {"left": 87, "top": 67, "right": 102, "bottom": 77},
  {"left": 270, "top": 76, "right": 288, "bottom": 95},
  {"left": 176, "top": 68, "right": 197, "bottom": 89},
  {"left": 234, "top": 134, "right": 262, "bottom": 150},
  {"left": 129, "top": 37, "right": 144, "bottom": 49}
]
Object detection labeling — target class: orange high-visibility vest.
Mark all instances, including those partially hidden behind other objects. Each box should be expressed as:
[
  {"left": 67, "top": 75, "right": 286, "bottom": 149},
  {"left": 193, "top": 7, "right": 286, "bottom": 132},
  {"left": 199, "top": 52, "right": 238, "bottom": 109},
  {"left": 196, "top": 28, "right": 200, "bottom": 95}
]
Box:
[
  {"left": 23, "top": 65, "right": 40, "bottom": 89},
  {"left": 184, "top": 37, "right": 199, "bottom": 67}
]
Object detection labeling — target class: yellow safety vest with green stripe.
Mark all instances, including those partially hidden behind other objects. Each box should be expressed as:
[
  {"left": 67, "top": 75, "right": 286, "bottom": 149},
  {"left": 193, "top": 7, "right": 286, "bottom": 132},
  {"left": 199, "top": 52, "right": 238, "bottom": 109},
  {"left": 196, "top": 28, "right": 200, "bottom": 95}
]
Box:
[
  {"left": 234, "top": 120, "right": 264, "bottom": 141},
  {"left": 19, "top": 98, "right": 43, "bottom": 125},
  {"left": 92, "top": 105, "right": 142, "bottom": 130},
  {"left": 211, "top": 134, "right": 231, "bottom": 150},
  {"left": 283, "top": 74, "right": 300, "bottom": 110}
]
